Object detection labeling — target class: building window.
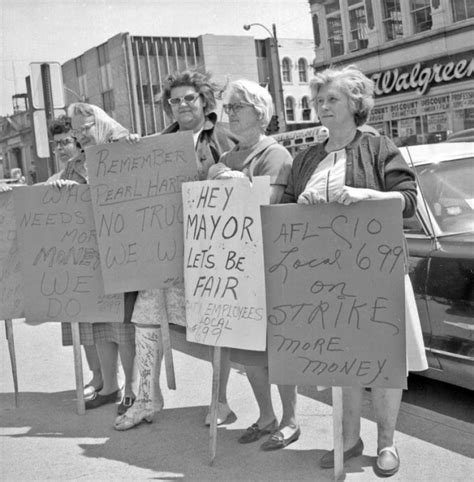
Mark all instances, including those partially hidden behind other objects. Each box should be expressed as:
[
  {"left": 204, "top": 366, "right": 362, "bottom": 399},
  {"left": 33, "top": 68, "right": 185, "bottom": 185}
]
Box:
[
  {"left": 410, "top": 0, "right": 432, "bottom": 33},
  {"left": 298, "top": 59, "right": 308, "bottom": 83},
  {"left": 74, "top": 57, "right": 84, "bottom": 77},
  {"left": 325, "top": 0, "right": 340, "bottom": 14},
  {"left": 382, "top": 0, "right": 404, "bottom": 40},
  {"left": 97, "top": 43, "right": 109, "bottom": 66},
  {"left": 286, "top": 97, "right": 295, "bottom": 121},
  {"left": 451, "top": 0, "right": 474, "bottom": 21},
  {"left": 312, "top": 14, "right": 321, "bottom": 46},
  {"left": 349, "top": 5, "right": 369, "bottom": 49},
  {"left": 327, "top": 15, "right": 344, "bottom": 57},
  {"left": 102, "top": 90, "right": 115, "bottom": 114},
  {"left": 301, "top": 97, "right": 311, "bottom": 121},
  {"left": 282, "top": 58, "right": 292, "bottom": 83}
]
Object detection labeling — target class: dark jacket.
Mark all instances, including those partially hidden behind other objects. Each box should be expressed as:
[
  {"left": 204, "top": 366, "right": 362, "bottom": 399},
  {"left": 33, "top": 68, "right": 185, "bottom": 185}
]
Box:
[
  {"left": 161, "top": 112, "right": 237, "bottom": 180},
  {"left": 281, "top": 130, "right": 417, "bottom": 218}
]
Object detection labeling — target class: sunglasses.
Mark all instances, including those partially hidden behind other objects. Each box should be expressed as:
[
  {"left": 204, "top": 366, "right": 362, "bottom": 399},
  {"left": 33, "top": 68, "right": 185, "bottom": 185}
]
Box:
[
  {"left": 72, "top": 121, "right": 95, "bottom": 136},
  {"left": 222, "top": 102, "right": 253, "bottom": 115},
  {"left": 168, "top": 93, "right": 200, "bottom": 106},
  {"left": 54, "top": 137, "right": 75, "bottom": 148}
]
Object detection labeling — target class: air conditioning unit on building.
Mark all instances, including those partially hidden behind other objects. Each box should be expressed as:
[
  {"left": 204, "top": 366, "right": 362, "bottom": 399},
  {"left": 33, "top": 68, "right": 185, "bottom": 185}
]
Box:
[{"left": 349, "top": 39, "right": 364, "bottom": 52}]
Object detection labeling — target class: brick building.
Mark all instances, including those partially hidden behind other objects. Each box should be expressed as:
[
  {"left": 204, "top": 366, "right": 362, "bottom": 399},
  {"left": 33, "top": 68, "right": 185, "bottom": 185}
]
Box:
[{"left": 309, "top": 0, "right": 474, "bottom": 145}]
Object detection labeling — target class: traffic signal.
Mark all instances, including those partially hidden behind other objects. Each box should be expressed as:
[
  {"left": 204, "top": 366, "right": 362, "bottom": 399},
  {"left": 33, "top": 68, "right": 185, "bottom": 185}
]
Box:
[{"left": 266, "top": 115, "right": 280, "bottom": 134}]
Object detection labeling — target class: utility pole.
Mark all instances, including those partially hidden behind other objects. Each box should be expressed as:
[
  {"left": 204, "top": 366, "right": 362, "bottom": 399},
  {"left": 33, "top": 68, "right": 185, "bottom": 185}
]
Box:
[{"left": 243, "top": 23, "right": 287, "bottom": 133}]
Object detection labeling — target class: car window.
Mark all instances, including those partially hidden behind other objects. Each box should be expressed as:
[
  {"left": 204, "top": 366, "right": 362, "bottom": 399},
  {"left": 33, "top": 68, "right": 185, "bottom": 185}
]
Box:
[
  {"left": 416, "top": 157, "right": 474, "bottom": 235},
  {"left": 403, "top": 213, "right": 424, "bottom": 234}
]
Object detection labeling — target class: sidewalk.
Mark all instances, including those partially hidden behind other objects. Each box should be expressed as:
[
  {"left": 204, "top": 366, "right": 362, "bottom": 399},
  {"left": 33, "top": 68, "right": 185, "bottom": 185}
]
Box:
[{"left": 1, "top": 320, "right": 473, "bottom": 481}]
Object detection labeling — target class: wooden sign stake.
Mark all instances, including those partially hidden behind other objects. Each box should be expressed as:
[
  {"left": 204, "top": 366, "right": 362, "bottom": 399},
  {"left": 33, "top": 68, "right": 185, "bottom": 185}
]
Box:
[
  {"left": 71, "top": 323, "right": 85, "bottom": 415},
  {"left": 332, "top": 386, "right": 344, "bottom": 481},
  {"left": 161, "top": 297, "right": 176, "bottom": 390},
  {"left": 209, "top": 346, "right": 221, "bottom": 466},
  {"left": 5, "top": 319, "right": 19, "bottom": 407}
]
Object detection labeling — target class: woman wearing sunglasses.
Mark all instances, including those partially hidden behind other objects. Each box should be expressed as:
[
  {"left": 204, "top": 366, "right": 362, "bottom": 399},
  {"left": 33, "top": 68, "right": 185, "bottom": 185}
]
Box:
[
  {"left": 207, "top": 79, "right": 299, "bottom": 451},
  {"left": 43, "top": 116, "right": 104, "bottom": 399},
  {"left": 114, "top": 70, "right": 236, "bottom": 431}
]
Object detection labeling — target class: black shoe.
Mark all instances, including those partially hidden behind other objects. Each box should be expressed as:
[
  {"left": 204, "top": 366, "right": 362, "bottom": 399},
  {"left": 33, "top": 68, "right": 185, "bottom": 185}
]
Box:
[
  {"left": 85, "top": 389, "right": 121, "bottom": 410},
  {"left": 238, "top": 419, "right": 278, "bottom": 444},
  {"left": 260, "top": 427, "right": 300, "bottom": 451}
]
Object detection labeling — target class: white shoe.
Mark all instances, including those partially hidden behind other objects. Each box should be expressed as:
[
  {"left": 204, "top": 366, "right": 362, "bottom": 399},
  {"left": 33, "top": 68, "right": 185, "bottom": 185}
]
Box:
[
  {"left": 114, "top": 401, "right": 155, "bottom": 431},
  {"left": 204, "top": 402, "right": 234, "bottom": 426}
]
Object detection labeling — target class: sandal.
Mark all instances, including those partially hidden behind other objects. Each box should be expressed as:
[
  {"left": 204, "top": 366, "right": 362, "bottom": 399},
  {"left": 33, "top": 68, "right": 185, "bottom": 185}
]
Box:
[{"left": 117, "top": 395, "right": 136, "bottom": 416}]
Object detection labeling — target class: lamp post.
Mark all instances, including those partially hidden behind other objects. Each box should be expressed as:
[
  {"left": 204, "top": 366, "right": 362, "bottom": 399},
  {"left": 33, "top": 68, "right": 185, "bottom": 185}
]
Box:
[{"left": 243, "top": 23, "right": 286, "bottom": 133}]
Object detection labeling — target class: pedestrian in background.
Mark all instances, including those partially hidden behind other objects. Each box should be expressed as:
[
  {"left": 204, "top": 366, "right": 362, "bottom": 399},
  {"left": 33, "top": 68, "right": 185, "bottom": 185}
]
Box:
[{"left": 282, "top": 64, "right": 428, "bottom": 477}]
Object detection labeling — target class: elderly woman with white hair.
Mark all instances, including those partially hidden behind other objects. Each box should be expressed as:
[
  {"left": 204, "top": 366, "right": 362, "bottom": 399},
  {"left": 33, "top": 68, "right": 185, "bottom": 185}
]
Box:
[
  {"left": 208, "top": 79, "right": 299, "bottom": 451},
  {"left": 282, "top": 65, "right": 427, "bottom": 476},
  {"left": 62, "top": 103, "right": 138, "bottom": 415}
]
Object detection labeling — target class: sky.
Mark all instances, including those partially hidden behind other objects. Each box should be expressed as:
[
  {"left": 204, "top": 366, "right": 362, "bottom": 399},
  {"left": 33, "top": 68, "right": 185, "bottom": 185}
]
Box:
[{"left": 1, "top": 0, "right": 314, "bottom": 116}]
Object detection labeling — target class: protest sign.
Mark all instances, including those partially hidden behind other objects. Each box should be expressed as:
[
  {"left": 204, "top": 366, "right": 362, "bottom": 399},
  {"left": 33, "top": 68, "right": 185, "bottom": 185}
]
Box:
[
  {"left": 13, "top": 185, "right": 123, "bottom": 323},
  {"left": 262, "top": 200, "right": 407, "bottom": 388},
  {"left": 86, "top": 132, "right": 198, "bottom": 293},
  {"left": 0, "top": 190, "right": 24, "bottom": 319},
  {"left": 183, "top": 177, "right": 270, "bottom": 350}
]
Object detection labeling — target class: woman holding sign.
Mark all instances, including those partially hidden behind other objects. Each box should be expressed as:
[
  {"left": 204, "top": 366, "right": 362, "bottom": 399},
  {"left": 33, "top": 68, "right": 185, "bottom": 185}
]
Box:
[
  {"left": 114, "top": 70, "right": 236, "bottom": 431},
  {"left": 46, "top": 116, "right": 103, "bottom": 398},
  {"left": 208, "top": 79, "right": 299, "bottom": 451},
  {"left": 58, "top": 103, "right": 138, "bottom": 415},
  {"left": 282, "top": 65, "right": 427, "bottom": 476}
]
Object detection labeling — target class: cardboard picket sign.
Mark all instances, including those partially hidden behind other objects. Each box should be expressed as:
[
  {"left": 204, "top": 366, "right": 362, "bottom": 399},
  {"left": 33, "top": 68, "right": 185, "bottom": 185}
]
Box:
[
  {"left": 262, "top": 199, "right": 407, "bottom": 389},
  {"left": 183, "top": 177, "right": 270, "bottom": 350},
  {"left": 86, "top": 132, "right": 199, "bottom": 294},
  {"left": 13, "top": 185, "right": 123, "bottom": 323},
  {"left": 0, "top": 190, "right": 24, "bottom": 320}
]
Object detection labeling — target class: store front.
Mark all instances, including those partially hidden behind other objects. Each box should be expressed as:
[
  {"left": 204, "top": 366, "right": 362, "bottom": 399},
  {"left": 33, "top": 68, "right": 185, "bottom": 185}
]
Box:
[{"left": 367, "top": 52, "right": 474, "bottom": 146}]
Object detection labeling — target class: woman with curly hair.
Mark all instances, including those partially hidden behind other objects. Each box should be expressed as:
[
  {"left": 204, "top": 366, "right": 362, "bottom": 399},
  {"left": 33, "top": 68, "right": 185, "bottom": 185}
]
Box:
[{"left": 114, "top": 70, "right": 236, "bottom": 431}]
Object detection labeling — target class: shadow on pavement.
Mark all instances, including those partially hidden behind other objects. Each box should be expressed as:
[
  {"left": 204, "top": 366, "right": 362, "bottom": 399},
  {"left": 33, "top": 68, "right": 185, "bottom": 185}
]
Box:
[{"left": 1, "top": 391, "right": 340, "bottom": 481}]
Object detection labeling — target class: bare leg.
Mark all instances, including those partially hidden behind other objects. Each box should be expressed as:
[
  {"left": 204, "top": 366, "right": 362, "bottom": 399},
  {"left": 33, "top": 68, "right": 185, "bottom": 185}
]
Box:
[
  {"left": 118, "top": 340, "right": 136, "bottom": 398},
  {"left": 342, "top": 386, "right": 364, "bottom": 449},
  {"left": 95, "top": 341, "right": 119, "bottom": 395},
  {"left": 245, "top": 365, "right": 276, "bottom": 427},
  {"left": 277, "top": 384, "right": 298, "bottom": 437},
  {"left": 83, "top": 345, "right": 103, "bottom": 388},
  {"left": 372, "top": 388, "right": 402, "bottom": 450}
]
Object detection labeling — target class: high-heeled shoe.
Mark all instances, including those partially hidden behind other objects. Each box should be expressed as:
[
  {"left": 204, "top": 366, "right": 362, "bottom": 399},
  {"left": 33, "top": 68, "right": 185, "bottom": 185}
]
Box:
[{"left": 113, "top": 401, "right": 155, "bottom": 431}]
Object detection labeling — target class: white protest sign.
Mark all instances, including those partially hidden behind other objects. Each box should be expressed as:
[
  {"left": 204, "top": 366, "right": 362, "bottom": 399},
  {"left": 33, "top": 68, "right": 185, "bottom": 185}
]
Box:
[{"left": 183, "top": 177, "right": 270, "bottom": 350}]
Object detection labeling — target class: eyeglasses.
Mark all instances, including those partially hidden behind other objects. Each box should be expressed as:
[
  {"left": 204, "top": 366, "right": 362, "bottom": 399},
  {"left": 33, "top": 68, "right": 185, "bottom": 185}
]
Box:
[
  {"left": 222, "top": 102, "right": 253, "bottom": 115},
  {"left": 54, "top": 137, "right": 75, "bottom": 148},
  {"left": 72, "top": 121, "right": 95, "bottom": 136},
  {"left": 168, "top": 93, "right": 200, "bottom": 106}
]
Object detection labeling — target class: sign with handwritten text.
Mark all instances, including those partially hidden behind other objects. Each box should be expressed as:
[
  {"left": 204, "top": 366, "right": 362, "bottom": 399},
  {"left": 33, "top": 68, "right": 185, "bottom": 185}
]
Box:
[
  {"left": 86, "top": 132, "right": 198, "bottom": 293},
  {"left": 0, "top": 190, "right": 24, "bottom": 319},
  {"left": 262, "top": 200, "right": 406, "bottom": 388},
  {"left": 183, "top": 177, "right": 270, "bottom": 350},
  {"left": 13, "top": 185, "right": 123, "bottom": 323}
]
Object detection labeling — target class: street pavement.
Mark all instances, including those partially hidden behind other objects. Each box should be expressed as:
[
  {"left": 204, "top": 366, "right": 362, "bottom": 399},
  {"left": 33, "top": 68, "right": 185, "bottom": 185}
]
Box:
[{"left": 1, "top": 319, "right": 473, "bottom": 481}]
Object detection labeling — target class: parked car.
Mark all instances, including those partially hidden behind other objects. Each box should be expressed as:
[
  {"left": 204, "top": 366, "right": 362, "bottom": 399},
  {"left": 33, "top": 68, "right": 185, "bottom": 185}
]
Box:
[
  {"left": 400, "top": 142, "right": 474, "bottom": 390},
  {"left": 446, "top": 128, "right": 474, "bottom": 143}
]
